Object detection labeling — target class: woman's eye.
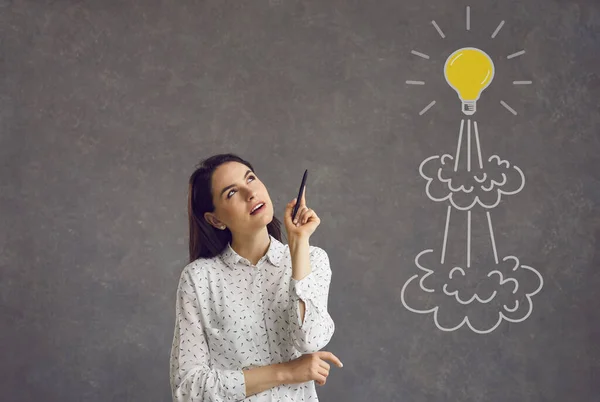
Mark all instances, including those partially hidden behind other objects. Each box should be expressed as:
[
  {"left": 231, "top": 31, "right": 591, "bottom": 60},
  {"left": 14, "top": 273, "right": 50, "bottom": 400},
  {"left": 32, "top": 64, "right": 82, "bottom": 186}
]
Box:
[{"left": 227, "top": 176, "right": 256, "bottom": 198}]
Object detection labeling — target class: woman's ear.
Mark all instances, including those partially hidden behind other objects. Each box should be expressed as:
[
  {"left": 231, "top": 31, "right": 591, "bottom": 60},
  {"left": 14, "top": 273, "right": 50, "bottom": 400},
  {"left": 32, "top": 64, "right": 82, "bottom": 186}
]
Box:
[{"left": 204, "top": 212, "right": 226, "bottom": 230}]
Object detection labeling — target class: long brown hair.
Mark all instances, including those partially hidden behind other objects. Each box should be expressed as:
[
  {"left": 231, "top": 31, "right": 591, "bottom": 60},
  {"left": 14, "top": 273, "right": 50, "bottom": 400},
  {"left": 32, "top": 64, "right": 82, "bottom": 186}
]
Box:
[{"left": 187, "top": 153, "right": 283, "bottom": 263}]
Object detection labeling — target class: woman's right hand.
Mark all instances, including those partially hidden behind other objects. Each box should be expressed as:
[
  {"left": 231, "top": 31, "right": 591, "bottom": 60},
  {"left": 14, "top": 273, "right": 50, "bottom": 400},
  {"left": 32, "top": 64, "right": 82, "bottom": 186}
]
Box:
[{"left": 281, "top": 351, "right": 343, "bottom": 386}]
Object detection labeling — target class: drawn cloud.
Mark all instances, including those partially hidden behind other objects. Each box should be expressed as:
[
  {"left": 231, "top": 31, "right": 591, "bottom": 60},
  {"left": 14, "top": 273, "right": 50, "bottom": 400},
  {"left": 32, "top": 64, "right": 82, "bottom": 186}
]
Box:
[
  {"left": 400, "top": 249, "right": 543, "bottom": 334},
  {"left": 419, "top": 154, "right": 525, "bottom": 210}
]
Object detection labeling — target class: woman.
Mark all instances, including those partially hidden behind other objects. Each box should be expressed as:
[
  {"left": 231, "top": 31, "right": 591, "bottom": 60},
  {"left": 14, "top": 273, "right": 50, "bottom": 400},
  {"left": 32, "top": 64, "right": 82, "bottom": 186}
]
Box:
[{"left": 170, "top": 153, "right": 342, "bottom": 401}]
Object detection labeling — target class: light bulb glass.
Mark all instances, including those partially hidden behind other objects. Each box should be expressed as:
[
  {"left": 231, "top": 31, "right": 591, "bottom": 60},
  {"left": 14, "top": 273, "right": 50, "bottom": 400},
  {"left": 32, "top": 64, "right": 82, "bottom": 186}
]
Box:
[{"left": 444, "top": 47, "right": 495, "bottom": 115}]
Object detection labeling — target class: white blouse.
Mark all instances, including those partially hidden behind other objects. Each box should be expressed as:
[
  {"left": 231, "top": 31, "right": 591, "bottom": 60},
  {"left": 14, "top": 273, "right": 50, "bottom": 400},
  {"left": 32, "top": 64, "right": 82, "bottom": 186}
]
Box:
[{"left": 170, "top": 234, "right": 335, "bottom": 401}]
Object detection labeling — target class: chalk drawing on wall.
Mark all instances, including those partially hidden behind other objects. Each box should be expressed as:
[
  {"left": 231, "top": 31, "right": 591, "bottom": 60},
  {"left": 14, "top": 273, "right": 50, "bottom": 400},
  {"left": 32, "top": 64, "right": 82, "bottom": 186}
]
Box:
[
  {"left": 401, "top": 7, "right": 543, "bottom": 334},
  {"left": 444, "top": 47, "right": 494, "bottom": 116}
]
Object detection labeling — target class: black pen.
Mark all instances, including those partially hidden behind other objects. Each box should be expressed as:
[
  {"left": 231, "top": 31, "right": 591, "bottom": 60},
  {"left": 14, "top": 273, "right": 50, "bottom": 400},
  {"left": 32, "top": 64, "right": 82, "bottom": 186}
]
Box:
[{"left": 292, "top": 169, "right": 308, "bottom": 221}]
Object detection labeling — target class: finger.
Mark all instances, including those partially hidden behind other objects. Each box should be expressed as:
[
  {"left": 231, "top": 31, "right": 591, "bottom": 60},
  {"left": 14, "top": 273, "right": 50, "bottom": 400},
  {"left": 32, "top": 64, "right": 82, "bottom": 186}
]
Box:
[
  {"left": 302, "top": 209, "right": 314, "bottom": 224},
  {"left": 298, "top": 209, "right": 310, "bottom": 225},
  {"left": 299, "top": 207, "right": 310, "bottom": 225},
  {"left": 315, "top": 373, "right": 327, "bottom": 386},
  {"left": 294, "top": 206, "right": 308, "bottom": 224},
  {"left": 286, "top": 198, "right": 296, "bottom": 214},
  {"left": 300, "top": 186, "right": 306, "bottom": 207},
  {"left": 312, "top": 212, "right": 320, "bottom": 224},
  {"left": 318, "top": 360, "right": 331, "bottom": 371},
  {"left": 319, "top": 351, "right": 343, "bottom": 367},
  {"left": 286, "top": 198, "right": 297, "bottom": 223},
  {"left": 292, "top": 207, "right": 299, "bottom": 224},
  {"left": 318, "top": 368, "right": 329, "bottom": 378}
]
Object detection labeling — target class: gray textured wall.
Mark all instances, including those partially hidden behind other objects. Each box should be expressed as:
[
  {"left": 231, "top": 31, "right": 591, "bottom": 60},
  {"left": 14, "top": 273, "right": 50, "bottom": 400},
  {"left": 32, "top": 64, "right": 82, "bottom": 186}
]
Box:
[{"left": 2, "top": 0, "right": 599, "bottom": 401}]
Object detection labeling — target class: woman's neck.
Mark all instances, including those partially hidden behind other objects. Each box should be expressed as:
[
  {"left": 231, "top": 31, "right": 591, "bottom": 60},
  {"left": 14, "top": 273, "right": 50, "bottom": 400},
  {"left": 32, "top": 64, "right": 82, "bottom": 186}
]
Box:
[{"left": 230, "top": 227, "right": 271, "bottom": 266}]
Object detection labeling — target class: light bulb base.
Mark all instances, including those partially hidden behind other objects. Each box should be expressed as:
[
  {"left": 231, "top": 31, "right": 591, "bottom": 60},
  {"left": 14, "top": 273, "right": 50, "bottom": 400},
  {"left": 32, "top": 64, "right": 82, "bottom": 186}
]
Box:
[{"left": 461, "top": 100, "right": 477, "bottom": 115}]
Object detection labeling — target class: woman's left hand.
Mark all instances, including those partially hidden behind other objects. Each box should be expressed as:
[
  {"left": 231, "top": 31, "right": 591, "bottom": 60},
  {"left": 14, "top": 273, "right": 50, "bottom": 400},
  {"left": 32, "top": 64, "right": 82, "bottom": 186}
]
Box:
[{"left": 284, "top": 186, "right": 321, "bottom": 241}]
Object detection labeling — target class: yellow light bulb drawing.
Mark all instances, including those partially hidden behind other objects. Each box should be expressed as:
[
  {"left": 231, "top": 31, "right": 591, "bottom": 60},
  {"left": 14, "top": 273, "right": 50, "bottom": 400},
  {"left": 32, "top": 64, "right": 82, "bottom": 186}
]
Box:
[{"left": 444, "top": 47, "right": 495, "bottom": 115}]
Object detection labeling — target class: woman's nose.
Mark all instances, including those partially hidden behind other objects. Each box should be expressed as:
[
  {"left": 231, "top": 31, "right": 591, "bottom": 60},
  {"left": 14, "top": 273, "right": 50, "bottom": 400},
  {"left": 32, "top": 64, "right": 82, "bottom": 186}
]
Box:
[{"left": 246, "top": 190, "right": 258, "bottom": 200}]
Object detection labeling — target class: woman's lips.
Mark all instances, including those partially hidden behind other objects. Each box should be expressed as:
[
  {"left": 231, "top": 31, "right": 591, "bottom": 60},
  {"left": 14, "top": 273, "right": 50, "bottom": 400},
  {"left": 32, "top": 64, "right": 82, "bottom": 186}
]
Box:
[{"left": 250, "top": 203, "right": 266, "bottom": 215}]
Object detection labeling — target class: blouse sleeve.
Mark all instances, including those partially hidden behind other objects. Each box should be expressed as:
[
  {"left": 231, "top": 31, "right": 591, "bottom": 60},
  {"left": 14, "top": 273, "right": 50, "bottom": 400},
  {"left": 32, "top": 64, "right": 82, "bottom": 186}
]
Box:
[
  {"left": 288, "top": 246, "right": 335, "bottom": 353},
  {"left": 170, "top": 266, "right": 246, "bottom": 401}
]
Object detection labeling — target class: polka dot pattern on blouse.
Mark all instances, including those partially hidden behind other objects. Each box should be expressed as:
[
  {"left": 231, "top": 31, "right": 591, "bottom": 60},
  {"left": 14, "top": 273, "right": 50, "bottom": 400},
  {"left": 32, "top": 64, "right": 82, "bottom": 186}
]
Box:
[{"left": 170, "top": 234, "right": 335, "bottom": 401}]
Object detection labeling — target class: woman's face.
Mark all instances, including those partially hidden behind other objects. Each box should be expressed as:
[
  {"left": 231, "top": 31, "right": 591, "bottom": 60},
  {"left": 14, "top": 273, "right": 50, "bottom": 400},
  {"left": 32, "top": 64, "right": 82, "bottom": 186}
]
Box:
[{"left": 204, "top": 161, "right": 274, "bottom": 235}]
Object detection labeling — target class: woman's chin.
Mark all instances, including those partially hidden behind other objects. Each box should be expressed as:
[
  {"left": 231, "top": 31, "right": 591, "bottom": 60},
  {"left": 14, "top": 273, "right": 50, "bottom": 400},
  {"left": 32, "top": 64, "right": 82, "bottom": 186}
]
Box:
[
  {"left": 261, "top": 211, "right": 275, "bottom": 225},
  {"left": 249, "top": 211, "right": 272, "bottom": 225},
  {"left": 263, "top": 211, "right": 274, "bottom": 223}
]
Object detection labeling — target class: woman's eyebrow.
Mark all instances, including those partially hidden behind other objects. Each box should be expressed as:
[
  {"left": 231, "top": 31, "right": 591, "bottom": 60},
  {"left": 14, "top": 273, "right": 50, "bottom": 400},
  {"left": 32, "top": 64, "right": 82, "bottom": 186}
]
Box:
[{"left": 219, "top": 169, "right": 253, "bottom": 197}]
